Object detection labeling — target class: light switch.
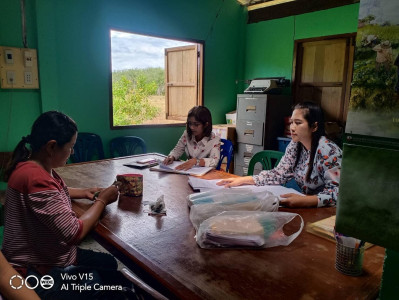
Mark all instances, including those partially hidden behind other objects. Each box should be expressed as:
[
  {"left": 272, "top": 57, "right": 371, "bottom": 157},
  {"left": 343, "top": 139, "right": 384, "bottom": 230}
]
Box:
[
  {"left": 5, "top": 49, "right": 14, "bottom": 64},
  {"left": 24, "top": 51, "right": 33, "bottom": 67},
  {"left": 6, "top": 71, "right": 16, "bottom": 84},
  {"left": 0, "top": 46, "right": 39, "bottom": 89}
]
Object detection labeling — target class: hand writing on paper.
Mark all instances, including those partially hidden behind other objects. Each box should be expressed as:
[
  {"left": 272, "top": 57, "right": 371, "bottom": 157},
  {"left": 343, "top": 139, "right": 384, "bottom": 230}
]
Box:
[
  {"left": 216, "top": 176, "right": 255, "bottom": 188},
  {"left": 279, "top": 194, "right": 318, "bottom": 208},
  {"left": 175, "top": 158, "right": 196, "bottom": 171},
  {"left": 163, "top": 155, "right": 175, "bottom": 165}
]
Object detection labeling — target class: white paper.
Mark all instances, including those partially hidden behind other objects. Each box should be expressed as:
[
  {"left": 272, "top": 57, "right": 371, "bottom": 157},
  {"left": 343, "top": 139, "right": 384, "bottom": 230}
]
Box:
[
  {"left": 188, "top": 177, "right": 304, "bottom": 199},
  {"left": 151, "top": 160, "right": 213, "bottom": 176}
]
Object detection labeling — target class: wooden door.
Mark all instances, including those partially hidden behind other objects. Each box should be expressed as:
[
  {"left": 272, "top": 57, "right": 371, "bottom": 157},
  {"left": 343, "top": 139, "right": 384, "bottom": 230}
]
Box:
[
  {"left": 293, "top": 35, "right": 355, "bottom": 123},
  {"left": 165, "top": 45, "right": 202, "bottom": 120}
]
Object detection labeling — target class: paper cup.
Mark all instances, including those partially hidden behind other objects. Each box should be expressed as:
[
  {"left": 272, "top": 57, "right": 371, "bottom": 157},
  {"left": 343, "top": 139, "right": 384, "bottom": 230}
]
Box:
[{"left": 116, "top": 174, "right": 143, "bottom": 197}]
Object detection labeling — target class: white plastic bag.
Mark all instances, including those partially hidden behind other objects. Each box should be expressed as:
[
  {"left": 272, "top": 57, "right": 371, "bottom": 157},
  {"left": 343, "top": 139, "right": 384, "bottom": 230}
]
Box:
[
  {"left": 187, "top": 188, "right": 255, "bottom": 207},
  {"left": 196, "top": 211, "right": 304, "bottom": 249},
  {"left": 189, "top": 190, "right": 279, "bottom": 230}
]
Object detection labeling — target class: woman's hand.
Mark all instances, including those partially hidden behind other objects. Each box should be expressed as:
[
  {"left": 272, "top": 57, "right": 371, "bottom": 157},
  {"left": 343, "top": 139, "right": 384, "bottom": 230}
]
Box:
[
  {"left": 84, "top": 187, "right": 102, "bottom": 200},
  {"left": 163, "top": 155, "right": 174, "bottom": 165},
  {"left": 175, "top": 158, "right": 197, "bottom": 171},
  {"left": 280, "top": 194, "right": 318, "bottom": 208},
  {"left": 96, "top": 185, "right": 119, "bottom": 205},
  {"left": 216, "top": 176, "right": 255, "bottom": 188},
  {"left": 68, "top": 187, "right": 102, "bottom": 200},
  {"left": 78, "top": 184, "right": 120, "bottom": 241}
]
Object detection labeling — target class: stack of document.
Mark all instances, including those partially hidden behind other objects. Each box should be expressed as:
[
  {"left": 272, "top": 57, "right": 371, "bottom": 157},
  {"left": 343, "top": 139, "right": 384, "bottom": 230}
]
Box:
[
  {"left": 150, "top": 160, "right": 213, "bottom": 176},
  {"left": 188, "top": 177, "right": 304, "bottom": 199}
]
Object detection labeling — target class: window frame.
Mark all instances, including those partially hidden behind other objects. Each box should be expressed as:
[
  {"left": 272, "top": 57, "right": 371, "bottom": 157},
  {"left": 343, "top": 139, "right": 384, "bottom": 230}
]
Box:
[{"left": 109, "top": 29, "right": 205, "bottom": 130}]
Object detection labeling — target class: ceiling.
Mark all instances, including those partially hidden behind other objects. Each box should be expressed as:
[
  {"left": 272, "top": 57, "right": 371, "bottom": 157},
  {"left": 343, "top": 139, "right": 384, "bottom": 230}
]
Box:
[{"left": 236, "top": 0, "right": 360, "bottom": 23}]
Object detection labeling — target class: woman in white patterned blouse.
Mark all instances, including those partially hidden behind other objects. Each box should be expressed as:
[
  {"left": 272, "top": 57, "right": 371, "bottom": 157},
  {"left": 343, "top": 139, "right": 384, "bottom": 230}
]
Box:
[
  {"left": 163, "top": 106, "right": 221, "bottom": 170},
  {"left": 217, "top": 102, "right": 342, "bottom": 208}
]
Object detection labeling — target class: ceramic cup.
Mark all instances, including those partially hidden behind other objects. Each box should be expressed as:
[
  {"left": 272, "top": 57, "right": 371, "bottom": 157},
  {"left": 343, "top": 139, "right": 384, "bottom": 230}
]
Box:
[{"left": 116, "top": 174, "right": 143, "bottom": 197}]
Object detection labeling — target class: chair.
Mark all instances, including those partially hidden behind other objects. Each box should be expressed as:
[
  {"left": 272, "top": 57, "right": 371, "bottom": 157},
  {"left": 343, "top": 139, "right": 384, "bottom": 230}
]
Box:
[
  {"left": 247, "top": 150, "right": 284, "bottom": 176},
  {"left": 70, "top": 132, "right": 105, "bottom": 163},
  {"left": 110, "top": 136, "right": 147, "bottom": 158},
  {"left": 216, "top": 138, "right": 234, "bottom": 172}
]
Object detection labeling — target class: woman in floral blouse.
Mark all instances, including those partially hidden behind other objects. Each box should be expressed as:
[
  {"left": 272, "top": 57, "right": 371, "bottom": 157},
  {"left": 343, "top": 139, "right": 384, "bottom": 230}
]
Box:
[
  {"left": 217, "top": 102, "right": 342, "bottom": 208},
  {"left": 163, "top": 106, "right": 221, "bottom": 170}
]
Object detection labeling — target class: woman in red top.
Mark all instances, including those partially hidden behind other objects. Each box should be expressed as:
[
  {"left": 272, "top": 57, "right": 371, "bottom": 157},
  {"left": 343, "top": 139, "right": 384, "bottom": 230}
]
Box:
[{"left": 2, "top": 111, "right": 135, "bottom": 299}]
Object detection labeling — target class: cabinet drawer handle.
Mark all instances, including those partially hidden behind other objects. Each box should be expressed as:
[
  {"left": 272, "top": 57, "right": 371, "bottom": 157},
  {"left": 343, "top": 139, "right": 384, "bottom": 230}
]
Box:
[
  {"left": 244, "top": 130, "right": 254, "bottom": 136},
  {"left": 246, "top": 105, "right": 256, "bottom": 112},
  {"left": 243, "top": 152, "right": 253, "bottom": 158}
]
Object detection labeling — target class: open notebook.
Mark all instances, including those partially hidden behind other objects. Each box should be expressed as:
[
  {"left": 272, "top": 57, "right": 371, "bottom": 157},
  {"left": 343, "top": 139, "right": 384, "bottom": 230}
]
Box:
[{"left": 150, "top": 160, "right": 213, "bottom": 176}]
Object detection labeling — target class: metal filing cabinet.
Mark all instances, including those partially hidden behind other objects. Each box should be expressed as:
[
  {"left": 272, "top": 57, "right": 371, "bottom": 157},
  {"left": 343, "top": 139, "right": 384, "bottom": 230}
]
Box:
[{"left": 234, "top": 94, "right": 291, "bottom": 176}]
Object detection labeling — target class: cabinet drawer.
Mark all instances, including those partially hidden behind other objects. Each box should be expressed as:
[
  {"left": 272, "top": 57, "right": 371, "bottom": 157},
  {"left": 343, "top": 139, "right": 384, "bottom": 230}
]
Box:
[
  {"left": 234, "top": 162, "right": 262, "bottom": 176},
  {"left": 237, "top": 96, "right": 267, "bottom": 121},
  {"left": 236, "top": 120, "right": 264, "bottom": 145},
  {"left": 235, "top": 143, "right": 264, "bottom": 166}
]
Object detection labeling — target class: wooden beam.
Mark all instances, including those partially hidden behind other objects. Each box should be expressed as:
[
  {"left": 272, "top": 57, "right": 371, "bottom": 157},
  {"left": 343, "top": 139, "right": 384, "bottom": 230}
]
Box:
[{"left": 248, "top": 0, "right": 360, "bottom": 23}]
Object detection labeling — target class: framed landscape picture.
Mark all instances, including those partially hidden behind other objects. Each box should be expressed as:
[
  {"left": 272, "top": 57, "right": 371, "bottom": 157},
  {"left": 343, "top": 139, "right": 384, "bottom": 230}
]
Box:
[{"left": 345, "top": 0, "right": 399, "bottom": 139}]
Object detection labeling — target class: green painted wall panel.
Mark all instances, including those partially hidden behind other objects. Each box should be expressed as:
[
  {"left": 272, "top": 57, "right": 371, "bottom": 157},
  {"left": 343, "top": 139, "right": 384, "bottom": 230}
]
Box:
[
  {"left": 295, "top": 4, "right": 360, "bottom": 40},
  {"left": 0, "top": 0, "right": 40, "bottom": 152},
  {"left": 245, "top": 17, "right": 295, "bottom": 81}
]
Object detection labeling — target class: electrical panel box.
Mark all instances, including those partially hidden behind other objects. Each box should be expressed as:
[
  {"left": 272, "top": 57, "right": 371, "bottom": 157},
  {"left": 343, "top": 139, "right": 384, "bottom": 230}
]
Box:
[{"left": 0, "top": 46, "right": 39, "bottom": 89}]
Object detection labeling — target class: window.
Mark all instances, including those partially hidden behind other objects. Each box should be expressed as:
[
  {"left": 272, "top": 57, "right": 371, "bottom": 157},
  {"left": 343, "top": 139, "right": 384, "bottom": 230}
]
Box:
[{"left": 110, "top": 30, "right": 204, "bottom": 128}]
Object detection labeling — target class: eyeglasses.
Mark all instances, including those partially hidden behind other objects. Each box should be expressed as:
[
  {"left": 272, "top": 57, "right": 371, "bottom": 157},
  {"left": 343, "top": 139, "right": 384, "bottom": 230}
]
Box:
[{"left": 187, "top": 122, "right": 202, "bottom": 127}]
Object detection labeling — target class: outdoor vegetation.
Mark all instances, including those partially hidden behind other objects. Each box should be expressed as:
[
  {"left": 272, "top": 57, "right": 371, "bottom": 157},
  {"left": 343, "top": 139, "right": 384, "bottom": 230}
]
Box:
[
  {"left": 350, "top": 17, "right": 399, "bottom": 111},
  {"left": 112, "top": 68, "right": 165, "bottom": 126}
]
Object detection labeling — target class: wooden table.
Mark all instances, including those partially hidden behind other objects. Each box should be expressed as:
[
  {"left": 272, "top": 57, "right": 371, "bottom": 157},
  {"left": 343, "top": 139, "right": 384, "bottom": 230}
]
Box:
[{"left": 56, "top": 153, "right": 385, "bottom": 300}]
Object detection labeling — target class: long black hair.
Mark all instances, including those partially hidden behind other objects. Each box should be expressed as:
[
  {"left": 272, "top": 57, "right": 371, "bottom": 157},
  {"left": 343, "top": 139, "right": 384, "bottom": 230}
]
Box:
[
  {"left": 186, "top": 106, "right": 213, "bottom": 140},
  {"left": 292, "top": 102, "right": 325, "bottom": 182},
  {"left": 4, "top": 111, "right": 77, "bottom": 181}
]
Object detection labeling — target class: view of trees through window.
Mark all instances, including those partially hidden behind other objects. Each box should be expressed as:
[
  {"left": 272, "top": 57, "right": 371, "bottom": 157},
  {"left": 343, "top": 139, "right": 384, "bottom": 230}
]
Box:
[{"left": 110, "top": 30, "right": 199, "bottom": 127}]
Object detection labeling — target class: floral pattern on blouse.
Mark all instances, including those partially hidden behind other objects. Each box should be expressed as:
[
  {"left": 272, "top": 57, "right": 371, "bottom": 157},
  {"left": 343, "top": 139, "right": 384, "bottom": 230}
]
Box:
[
  {"left": 169, "top": 130, "right": 221, "bottom": 167},
  {"left": 253, "top": 136, "right": 342, "bottom": 207}
]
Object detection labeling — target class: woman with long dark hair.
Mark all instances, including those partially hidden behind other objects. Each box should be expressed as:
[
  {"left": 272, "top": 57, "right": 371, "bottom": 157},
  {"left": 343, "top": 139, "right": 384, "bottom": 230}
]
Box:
[
  {"left": 163, "top": 106, "right": 221, "bottom": 170},
  {"left": 2, "top": 111, "right": 135, "bottom": 299},
  {"left": 217, "top": 102, "right": 342, "bottom": 208}
]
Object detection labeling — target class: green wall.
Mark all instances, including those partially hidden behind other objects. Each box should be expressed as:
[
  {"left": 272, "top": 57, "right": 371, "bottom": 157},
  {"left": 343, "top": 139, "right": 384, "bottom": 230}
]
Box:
[
  {"left": 2, "top": 1, "right": 397, "bottom": 297},
  {"left": 243, "top": 4, "right": 359, "bottom": 87},
  {"left": 0, "top": 0, "right": 41, "bottom": 152},
  {"left": 0, "top": 0, "right": 246, "bottom": 157},
  {"left": 1, "top": 2, "right": 359, "bottom": 156}
]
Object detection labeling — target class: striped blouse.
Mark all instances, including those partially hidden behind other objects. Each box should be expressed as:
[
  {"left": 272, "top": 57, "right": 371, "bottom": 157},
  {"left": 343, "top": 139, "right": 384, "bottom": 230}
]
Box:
[{"left": 2, "top": 161, "right": 82, "bottom": 268}]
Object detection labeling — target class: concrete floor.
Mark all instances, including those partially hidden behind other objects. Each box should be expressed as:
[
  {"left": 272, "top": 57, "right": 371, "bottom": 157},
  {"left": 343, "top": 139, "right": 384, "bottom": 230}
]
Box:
[{"left": 79, "top": 234, "right": 126, "bottom": 270}]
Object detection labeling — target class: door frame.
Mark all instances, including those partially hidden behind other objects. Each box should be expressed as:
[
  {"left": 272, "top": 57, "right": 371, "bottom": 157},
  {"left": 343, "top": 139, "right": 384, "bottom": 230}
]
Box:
[{"left": 292, "top": 33, "right": 356, "bottom": 123}]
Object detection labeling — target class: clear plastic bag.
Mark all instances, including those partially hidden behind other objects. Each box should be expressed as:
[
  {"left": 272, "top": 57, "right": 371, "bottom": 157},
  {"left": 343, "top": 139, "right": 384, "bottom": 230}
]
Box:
[
  {"left": 196, "top": 211, "right": 304, "bottom": 249},
  {"left": 187, "top": 188, "right": 256, "bottom": 207},
  {"left": 189, "top": 190, "right": 279, "bottom": 230}
]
